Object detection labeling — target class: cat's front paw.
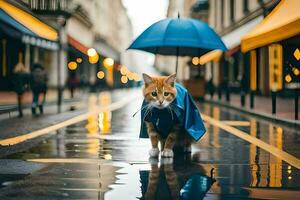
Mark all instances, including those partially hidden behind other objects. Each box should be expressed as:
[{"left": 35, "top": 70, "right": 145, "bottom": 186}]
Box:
[
  {"left": 149, "top": 148, "right": 160, "bottom": 157},
  {"left": 161, "top": 148, "right": 174, "bottom": 157}
]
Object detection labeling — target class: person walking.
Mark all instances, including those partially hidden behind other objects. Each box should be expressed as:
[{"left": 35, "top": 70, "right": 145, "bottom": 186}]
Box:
[
  {"left": 67, "top": 71, "right": 79, "bottom": 98},
  {"left": 206, "top": 77, "right": 215, "bottom": 99},
  {"left": 12, "top": 61, "right": 30, "bottom": 117},
  {"left": 30, "top": 63, "right": 47, "bottom": 115}
]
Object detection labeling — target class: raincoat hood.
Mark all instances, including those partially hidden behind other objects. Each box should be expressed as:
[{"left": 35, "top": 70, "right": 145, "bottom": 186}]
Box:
[{"left": 140, "top": 83, "right": 206, "bottom": 141}]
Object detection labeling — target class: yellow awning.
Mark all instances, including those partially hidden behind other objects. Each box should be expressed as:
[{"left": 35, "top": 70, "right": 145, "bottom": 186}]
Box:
[
  {"left": 241, "top": 0, "right": 300, "bottom": 52},
  {"left": 199, "top": 50, "right": 222, "bottom": 65},
  {"left": 0, "top": 1, "right": 58, "bottom": 41}
]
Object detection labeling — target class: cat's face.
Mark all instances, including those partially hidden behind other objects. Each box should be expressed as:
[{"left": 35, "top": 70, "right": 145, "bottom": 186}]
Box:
[{"left": 142, "top": 73, "right": 177, "bottom": 109}]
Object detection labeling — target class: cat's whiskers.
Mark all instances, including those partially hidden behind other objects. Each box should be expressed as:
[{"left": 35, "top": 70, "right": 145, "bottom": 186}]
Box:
[
  {"left": 132, "top": 104, "right": 150, "bottom": 118},
  {"left": 142, "top": 105, "right": 153, "bottom": 123}
]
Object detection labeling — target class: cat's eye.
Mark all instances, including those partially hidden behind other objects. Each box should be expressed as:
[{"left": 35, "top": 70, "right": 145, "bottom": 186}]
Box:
[
  {"left": 151, "top": 91, "right": 157, "bottom": 97},
  {"left": 164, "top": 92, "right": 169, "bottom": 96}
]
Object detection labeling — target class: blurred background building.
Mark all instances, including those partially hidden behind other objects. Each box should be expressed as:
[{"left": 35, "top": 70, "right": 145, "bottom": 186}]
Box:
[
  {"left": 0, "top": 0, "right": 136, "bottom": 94},
  {"left": 154, "top": 0, "right": 299, "bottom": 104},
  {"left": 204, "top": 0, "right": 299, "bottom": 103},
  {"left": 1, "top": 0, "right": 299, "bottom": 104},
  {"left": 207, "top": 0, "right": 280, "bottom": 99},
  {"left": 154, "top": 0, "right": 209, "bottom": 98}
]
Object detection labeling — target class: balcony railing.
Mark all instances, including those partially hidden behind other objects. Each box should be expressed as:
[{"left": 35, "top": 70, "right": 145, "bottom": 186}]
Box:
[{"left": 29, "top": 0, "right": 73, "bottom": 17}]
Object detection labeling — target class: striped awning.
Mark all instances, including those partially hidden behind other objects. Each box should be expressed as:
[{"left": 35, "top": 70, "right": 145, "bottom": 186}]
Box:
[{"left": 68, "top": 35, "right": 89, "bottom": 55}]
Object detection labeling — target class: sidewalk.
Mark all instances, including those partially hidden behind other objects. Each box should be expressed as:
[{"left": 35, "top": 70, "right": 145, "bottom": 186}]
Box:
[
  {"left": 0, "top": 89, "right": 83, "bottom": 119},
  {"left": 0, "top": 89, "right": 74, "bottom": 106},
  {"left": 205, "top": 93, "right": 300, "bottom": 127}
]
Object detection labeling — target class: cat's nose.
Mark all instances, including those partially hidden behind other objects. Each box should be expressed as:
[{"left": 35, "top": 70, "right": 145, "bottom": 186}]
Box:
[{"left": 159, "top": 100, "right": 164, "bottom": 105}]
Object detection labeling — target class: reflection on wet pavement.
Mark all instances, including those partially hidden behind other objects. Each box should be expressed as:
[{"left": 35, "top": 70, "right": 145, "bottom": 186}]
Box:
[{"left": 0, "top": 90, "right": 300, "bottom": 199}]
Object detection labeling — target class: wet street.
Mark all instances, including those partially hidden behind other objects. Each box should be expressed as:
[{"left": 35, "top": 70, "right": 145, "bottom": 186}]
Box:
[{"left": 0, "top": 89, "right": 300, "bottom": 200}]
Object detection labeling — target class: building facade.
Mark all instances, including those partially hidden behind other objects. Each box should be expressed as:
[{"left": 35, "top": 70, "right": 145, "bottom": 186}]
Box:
[
  {"left": 206, "top": 0, "right": 280, "bottom": 98},
  {"left": 154, "top": 0, "right": 197, "bottom": 82},
  {"left": 154, "top": 0, "right": 209, "bottom": 98},
  {"left": 0, "top": 0, "right": 134, "bottom": 91}
]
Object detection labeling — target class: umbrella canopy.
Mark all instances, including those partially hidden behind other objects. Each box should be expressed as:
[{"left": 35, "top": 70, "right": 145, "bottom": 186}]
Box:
[{"left": 128, "top": 17, "right": 227, "bottom": 57}]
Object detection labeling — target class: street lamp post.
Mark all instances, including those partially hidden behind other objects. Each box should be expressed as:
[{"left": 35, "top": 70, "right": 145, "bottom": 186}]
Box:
[
  {"left": 29, "top": 0, "right": 74, "bottom": 112},
  {"left": 56, "top": 18, "right": 67, "bottom": 112}
]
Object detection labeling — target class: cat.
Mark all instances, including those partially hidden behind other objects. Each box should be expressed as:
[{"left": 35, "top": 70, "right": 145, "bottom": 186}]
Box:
[
  {"left": 141, "top": 157, "right": 214, "bottom": 200},
  {"left": 142, "top": 73, "right": 192, "bottom": 158}
]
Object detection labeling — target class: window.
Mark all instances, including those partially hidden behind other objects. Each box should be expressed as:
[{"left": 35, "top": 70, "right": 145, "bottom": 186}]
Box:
[
  {"left": 243, "top": 0, "right": 249, "bottom": 13},
  {"left": 230, "top": 0, "right": 235, "bottom": 22},
  {"left": 221, "top": 0, "right": 224, "bottom": 27}
]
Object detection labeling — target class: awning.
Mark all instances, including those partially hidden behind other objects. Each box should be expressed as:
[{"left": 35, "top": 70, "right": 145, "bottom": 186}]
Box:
[
  {"left": 241, "top": 0, "right": 300, "bottom": 52},
  {"left": 0, "top": 1, "right": 58, "bottom": 48},
  {"left": 0, "top": 8, "right": 35, "bottom": 38},
  {"left": 199, "top": 50, "right": 222, "bottom": 65},
  {"left": 68, "top": 35, "right": 89, "bottom": 55},
  {"left": 222, "top": 16, "right": 263, "bottom": 49},
  {"left": 199, "top": 16, "right": 263, "bottom": 65}
]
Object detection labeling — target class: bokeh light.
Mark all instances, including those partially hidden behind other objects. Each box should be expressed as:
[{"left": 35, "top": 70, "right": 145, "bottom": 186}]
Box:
[
  {"left": 68, "top": 61, "right": 77, "bottom": 70},
  {"left": 87, "top": 48, "right": 97, "bottom": 57},
  {"left": 103, "top": 58, "right": 114, "bottom": 68},
  {"left": 285, "top": 74, "right": 292, "bottom": 83},
  {"left": 192, "top": 57, "right": 199, "bottom": 65},
  {"left": 121, "top": 75, "right": 128, "bottom": 84},
  {"left": 127, "top": 72, "right": 134, "bottom": 80},
  {"left": 76, "top": 58, "right": 82, "bottom": 63},
  {"left": 120, "top": 65, "right": 128, "bottom": 75},
  {"left": 97, "top": 71, "right": 105, "bottom": 79},
  {"left": 89, "top": 53, "right": 99, "bottom": 64},
  {"left": 293, "top": 68, "right": 299, "bottom": 76}
]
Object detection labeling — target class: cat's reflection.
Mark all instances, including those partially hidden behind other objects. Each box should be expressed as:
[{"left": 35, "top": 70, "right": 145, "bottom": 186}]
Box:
[{"left": 139, "top": 155, "right": 215, "bottom": 200}]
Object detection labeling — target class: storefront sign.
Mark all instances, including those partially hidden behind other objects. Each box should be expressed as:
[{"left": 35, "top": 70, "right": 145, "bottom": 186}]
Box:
[{"left": 269, "top": 44, "right": 283, "bottom": 91}]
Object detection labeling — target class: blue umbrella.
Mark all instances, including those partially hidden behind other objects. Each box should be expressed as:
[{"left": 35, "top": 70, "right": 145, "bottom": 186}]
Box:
[{"left": 128, "top": 15, "right": 227, "bottom": 72}]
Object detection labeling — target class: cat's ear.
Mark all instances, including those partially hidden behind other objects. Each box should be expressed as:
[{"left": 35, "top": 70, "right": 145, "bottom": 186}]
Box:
[
  {"left": 165, "top": 73, "right": 176, "bottom": 86},
  {"left": 142, "top": 73, "right": 153, "bottom": 85}
]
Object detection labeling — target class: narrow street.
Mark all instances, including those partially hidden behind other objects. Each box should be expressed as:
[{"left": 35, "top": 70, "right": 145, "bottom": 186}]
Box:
[{"left": 0, "top": 89, "right": 299, "bottom": 199}]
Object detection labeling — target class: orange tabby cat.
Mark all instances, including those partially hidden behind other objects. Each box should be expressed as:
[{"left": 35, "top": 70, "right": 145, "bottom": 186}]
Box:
[{"left": 142, "top": 73, "right": 192, "bottom": 158}]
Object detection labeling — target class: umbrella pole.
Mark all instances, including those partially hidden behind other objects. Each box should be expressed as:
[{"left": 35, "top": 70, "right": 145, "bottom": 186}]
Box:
[{"left": 175, "top": 47, "right": 179, "bottom": 74}]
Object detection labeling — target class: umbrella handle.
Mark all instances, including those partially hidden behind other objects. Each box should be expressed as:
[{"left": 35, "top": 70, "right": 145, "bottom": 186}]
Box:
[{"left": 175, "top": 47, "right": 179, "bottom": 75}]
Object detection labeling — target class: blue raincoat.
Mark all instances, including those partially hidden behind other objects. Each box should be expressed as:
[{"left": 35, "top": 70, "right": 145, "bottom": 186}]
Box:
[{"left": 140, "top": 83, "right": 206, "bottom": 141}]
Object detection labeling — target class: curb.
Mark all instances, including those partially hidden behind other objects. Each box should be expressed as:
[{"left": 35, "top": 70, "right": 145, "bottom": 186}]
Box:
[{"left": 204, "top": 99, "right": 300, "bottom": 129}]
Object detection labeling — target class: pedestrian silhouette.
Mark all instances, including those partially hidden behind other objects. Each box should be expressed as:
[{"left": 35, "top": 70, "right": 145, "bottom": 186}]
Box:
[
  {"left": 12, "top": 55, "right": 29, "bottom": 117},
  {"left": 67, "top": 71, "right": 80, "bottom": 98},
  {"left": 206, "top": 77, "right": 215, "bottom": 99},
  {"left": 30, "top": 63, "right": 47, "bottom": 115}
]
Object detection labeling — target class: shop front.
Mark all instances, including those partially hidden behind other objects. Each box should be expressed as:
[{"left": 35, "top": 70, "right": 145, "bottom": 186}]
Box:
[
  {"left": 0, "top": 1, "right": 58, "bottom": 90},
  {"left": 241, "top": 0, "right": 300, "bottom": 118}
]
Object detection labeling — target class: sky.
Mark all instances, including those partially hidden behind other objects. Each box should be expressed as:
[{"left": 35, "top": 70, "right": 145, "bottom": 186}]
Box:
[
  {"left": 122, "top": 0, "right": 169, "bottom": 72},
  {"left": 122, "top": 0, "right": 169, "bottom": 37}
]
